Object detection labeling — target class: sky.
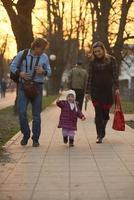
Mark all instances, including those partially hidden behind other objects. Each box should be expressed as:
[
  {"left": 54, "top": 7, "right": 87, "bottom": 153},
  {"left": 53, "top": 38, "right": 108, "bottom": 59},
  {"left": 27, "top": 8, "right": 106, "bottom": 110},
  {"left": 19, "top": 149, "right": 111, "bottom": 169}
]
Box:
[{"left": 0, "top": 0, "right": 134, "bottom": 59}]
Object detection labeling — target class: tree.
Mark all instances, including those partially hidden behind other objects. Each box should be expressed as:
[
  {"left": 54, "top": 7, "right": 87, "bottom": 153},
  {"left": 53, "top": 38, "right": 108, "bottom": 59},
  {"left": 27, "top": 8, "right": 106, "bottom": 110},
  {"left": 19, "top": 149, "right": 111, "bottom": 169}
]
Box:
[
  {"left": 0, "top": 34, "right": 8, "bottom": 80},
  {"left": 113, "top": 0, "right": 134, "bottom": 64},
  {"left": 1, "top": 0, "right": 36, "bottom": 113},
  {"left": 45, "top": 0, "right": 65, "bottom": 94},
  {"left": 43, "top": 0, "right": 90, "bottom": 94},
  {"left": 1, "top": 0, "right": 36, "bottom": 51},
  {"left": 88, "top": 0, "right": 134, "bottom": 65}
]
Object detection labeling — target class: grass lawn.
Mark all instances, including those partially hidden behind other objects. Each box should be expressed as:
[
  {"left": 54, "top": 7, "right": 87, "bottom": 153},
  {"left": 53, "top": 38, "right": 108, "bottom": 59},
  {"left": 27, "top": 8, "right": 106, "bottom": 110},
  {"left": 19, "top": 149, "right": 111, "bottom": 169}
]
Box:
[
  {"left": 126, "top": 121, "right": 134, "bottom": 129},
  {"left": 120, "top": 100, "right": 134, "bottom": 114},
  {"left": 111, "top": 99, "right": 134, "bottom": 114},
  {"left": 0, "top": 95, "right": 58, "bottom": 149},
  {"left": 121, "top": 100, "right": 134, "bottom": 129}
]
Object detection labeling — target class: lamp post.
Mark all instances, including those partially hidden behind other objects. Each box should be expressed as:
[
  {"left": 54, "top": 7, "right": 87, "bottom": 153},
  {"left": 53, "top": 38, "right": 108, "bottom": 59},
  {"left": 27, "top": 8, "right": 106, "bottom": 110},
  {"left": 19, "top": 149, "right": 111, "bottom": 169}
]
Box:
[{"left": 49, "top": 54, "right": 56, "bottom": 61}]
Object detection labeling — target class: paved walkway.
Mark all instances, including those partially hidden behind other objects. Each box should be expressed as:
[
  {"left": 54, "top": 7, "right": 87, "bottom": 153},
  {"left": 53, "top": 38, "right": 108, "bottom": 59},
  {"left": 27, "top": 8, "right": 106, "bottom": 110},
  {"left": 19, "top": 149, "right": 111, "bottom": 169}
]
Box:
[
  {"left": 0, "top": 97, "right": 134, "bottom": 200},
  {"left": 0, "top": 90, "right": 47, "bottom": 110},
  {"left": 0, "top": 91, "right": 16, "bottom": 110},
  {"left": 125, "top": 114, "right": 134, "bottom": 121}
]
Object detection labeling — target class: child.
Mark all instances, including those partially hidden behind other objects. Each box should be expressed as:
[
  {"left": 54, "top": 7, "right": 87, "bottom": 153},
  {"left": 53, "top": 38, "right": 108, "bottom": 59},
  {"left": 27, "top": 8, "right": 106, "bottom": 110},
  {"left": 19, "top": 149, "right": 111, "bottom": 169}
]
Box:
[{"left": 56, "top": 90, "right": 86, "bottom": 147}]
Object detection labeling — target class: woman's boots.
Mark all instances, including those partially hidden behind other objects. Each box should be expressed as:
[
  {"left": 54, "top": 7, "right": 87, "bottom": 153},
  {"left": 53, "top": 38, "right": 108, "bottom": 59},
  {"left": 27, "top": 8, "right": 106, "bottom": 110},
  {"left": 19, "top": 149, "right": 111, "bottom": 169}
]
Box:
[{"left": 96, "top": 119, "right": 108, "bottom": 144}]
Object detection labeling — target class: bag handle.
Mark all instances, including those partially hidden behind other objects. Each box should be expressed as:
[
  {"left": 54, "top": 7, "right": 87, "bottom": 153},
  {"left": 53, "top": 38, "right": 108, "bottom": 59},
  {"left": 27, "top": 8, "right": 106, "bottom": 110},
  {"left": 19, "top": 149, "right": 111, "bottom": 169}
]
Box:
[
  {"left": 115, "top": 94, "right": 122, "bottom": 111},
  {"left": 18, "top": 49, "right": 29, "bottom": 83}
]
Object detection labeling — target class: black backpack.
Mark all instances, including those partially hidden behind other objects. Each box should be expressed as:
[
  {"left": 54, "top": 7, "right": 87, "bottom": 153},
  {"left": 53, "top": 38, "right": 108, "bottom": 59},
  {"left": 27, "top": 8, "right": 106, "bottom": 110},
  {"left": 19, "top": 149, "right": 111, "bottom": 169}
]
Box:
[{"left": 10, "top": 49, "right": 29, "bottom": 83}]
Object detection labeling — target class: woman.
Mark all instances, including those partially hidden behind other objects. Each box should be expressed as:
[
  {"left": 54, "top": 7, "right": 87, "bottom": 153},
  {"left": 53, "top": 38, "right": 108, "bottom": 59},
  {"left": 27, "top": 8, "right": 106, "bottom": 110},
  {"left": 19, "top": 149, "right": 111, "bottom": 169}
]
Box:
[{"left": 86, "top": 41, "right": 119, "bottom": 143}]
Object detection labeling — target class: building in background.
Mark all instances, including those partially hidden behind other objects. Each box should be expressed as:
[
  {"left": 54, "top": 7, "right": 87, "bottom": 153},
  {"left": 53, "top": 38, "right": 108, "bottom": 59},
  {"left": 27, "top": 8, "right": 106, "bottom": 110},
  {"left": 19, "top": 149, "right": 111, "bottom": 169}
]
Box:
[{"left": 120, "top": 44, "right": 134, "bottom": 100}]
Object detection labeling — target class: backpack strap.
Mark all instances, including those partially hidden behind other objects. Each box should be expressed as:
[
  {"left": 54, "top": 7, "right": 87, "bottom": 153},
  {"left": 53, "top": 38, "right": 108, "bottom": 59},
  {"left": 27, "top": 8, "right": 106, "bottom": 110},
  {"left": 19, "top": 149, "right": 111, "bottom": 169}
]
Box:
[
  {"left": 31, "top": 56, "right": 40, "bottom": 81},
  {"left": 16, "top": 49, "right": 29, "bottom": 71}
]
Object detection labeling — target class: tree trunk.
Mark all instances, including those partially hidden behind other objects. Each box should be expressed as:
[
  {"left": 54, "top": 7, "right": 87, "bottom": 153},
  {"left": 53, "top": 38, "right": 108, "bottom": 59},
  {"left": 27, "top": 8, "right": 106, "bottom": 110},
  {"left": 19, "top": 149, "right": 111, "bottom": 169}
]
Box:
[
  {"left": 46, "top": 0, "right": 65, "bottom": 94},
  {"left": 1, "top": 0, "right": 35, "bottom": 51},
  {"left": 1, "top": 0, "right": 36, "bottom": 114},
  {"left": 90, "top": 0, "right": 111, "bottom": 53},
  {"left": 113, "top": 0, "right": 133, "bottom": 65},
  {"left": 48, "top": 75, "right": 61, "bottom": 95},
  {"left": 89, "top": 0, "right": 133, "bottom": 65}
]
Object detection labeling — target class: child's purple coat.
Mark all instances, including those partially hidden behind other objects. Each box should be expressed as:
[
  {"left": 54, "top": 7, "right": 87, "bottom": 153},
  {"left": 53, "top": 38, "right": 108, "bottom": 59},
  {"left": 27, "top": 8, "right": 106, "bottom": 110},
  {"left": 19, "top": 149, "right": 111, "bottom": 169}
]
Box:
[{"left": 56, "top": 100, "right": 84, "bottom": 131}]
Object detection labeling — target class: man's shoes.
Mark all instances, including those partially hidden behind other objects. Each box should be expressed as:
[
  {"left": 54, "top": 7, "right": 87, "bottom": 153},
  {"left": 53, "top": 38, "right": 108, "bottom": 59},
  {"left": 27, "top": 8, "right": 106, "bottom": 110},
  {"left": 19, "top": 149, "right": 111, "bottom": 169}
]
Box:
[
  {"left": 20, "top": 137, "right": 28, "bottom": 146},
  {"left": 63, "top": 136, "right": 68, "bottom": 144},
  {"left": 96, "top": 138, "right": 102, "bottom": 144},
  {"left": 69, "top": 138, "right": 74, "bottom": 147},
  {"left": 32, "top": 141, "right": 40, "bottom": 147}
]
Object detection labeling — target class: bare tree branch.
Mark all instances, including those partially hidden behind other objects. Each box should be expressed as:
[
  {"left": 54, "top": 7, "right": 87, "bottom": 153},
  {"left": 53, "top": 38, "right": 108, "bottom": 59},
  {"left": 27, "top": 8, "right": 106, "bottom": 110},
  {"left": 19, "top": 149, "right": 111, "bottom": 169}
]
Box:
[
  {"left": 0, "top": 34, "right": 8, "bottom": 56},
  {"left": 123, "top": 35, "right": 134, "bottom": 41},
  {"left": 32, "top": 10, "right": 48, "bottom": 32}
]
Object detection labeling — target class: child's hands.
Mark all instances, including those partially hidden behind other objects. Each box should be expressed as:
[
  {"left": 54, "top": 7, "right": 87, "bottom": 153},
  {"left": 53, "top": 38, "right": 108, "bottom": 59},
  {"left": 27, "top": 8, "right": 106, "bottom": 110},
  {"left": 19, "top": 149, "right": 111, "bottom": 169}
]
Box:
[{"left": 81, "top": 116, "right": 86, "bottom": 121}]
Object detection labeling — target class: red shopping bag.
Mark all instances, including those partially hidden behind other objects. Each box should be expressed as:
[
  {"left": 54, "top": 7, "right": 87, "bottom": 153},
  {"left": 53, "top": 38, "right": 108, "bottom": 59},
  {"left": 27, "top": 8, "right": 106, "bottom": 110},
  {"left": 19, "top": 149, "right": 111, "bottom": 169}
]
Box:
[{"left": 112, "top": 94, "right": 125, "bottom": 131}]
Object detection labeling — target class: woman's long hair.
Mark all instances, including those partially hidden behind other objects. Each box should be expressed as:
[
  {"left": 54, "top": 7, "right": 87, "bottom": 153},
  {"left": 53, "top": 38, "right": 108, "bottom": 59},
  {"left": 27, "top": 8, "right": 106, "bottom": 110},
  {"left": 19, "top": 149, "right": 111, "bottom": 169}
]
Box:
[{"left": 90, "top": 41, "right": 110, "bottom": 61}]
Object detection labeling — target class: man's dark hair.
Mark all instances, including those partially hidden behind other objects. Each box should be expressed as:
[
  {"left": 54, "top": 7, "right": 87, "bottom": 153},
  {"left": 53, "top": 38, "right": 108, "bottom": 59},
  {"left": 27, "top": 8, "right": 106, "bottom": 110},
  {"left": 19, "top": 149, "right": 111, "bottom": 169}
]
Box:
[{"left": 31, "top": 38, "right": 48, "bottom": 50}]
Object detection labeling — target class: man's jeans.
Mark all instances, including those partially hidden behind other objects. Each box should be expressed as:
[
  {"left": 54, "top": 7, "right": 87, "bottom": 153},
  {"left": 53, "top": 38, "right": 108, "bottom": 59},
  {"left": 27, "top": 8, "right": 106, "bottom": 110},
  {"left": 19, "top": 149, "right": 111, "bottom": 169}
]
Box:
[{"left": 17, "top": 83, "right": 43, "bottom": 141}]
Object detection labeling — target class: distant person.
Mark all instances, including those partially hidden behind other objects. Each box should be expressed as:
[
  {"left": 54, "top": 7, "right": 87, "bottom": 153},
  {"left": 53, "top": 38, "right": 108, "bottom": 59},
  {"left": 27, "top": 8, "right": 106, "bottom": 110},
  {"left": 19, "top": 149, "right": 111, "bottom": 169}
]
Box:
[
  {"left": 1, "top": 78, "right": 7, "bottom": 98},
  {"left": 85, "top": 41, "right": 119, "bottom": 144},
  {"left": 68, "top": 60, "right": 88, "bottom": 111},
  {"left": 56, "top": 90, "right": 85, "bottom": 147},
  {"left": 10, "top": 38, "right": 52, "bottom": 147}
]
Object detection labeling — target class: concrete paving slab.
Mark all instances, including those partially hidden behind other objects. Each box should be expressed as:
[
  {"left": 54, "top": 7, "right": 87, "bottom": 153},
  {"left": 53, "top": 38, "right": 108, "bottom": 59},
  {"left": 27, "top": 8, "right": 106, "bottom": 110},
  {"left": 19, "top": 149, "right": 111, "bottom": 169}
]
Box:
[{"left": 0, "top": 99, "right": 134, "bottom": 200}]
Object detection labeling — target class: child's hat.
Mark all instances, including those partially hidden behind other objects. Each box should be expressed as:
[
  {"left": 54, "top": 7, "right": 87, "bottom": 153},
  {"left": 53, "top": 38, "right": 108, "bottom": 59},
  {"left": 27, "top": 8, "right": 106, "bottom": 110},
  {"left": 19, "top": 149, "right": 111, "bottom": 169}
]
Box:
[{"left": 66, "top": 89, "right": 76, "bottom": 99}]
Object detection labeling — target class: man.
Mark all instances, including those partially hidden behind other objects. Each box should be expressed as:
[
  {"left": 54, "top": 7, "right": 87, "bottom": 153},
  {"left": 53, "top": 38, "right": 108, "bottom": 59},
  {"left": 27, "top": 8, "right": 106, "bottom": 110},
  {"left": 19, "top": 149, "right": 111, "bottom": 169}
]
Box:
[
  {"left": 1, "top": 78, "right": 7, "bottom": 98},
  {"left": 68, "top": 60, "right": 88, "bottom": 111},
  {"left": 10, "top": 38, "right": 51, "bottom": 147}
]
